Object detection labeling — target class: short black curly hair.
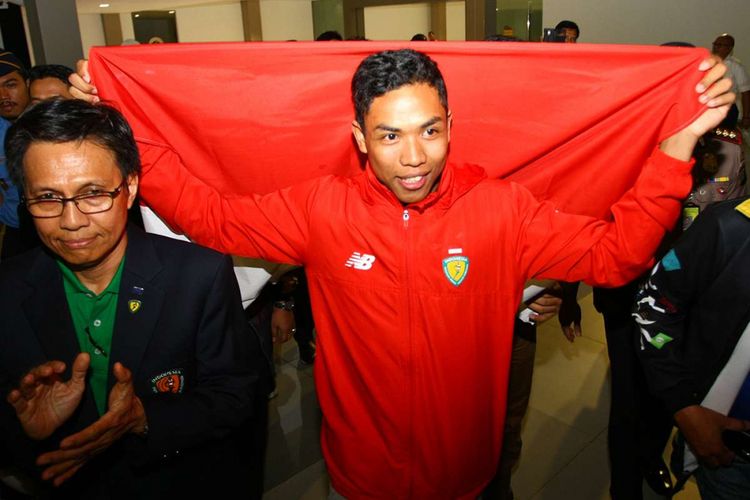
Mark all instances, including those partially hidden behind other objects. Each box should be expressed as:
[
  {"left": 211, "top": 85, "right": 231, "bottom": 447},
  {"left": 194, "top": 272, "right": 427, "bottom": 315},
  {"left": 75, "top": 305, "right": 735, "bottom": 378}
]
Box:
[
  {"left": 351, "top": 49, "right": 448, "bottom": 130},
  {"left": 28, "top": 64, "right": 74, "bottom": 86}
]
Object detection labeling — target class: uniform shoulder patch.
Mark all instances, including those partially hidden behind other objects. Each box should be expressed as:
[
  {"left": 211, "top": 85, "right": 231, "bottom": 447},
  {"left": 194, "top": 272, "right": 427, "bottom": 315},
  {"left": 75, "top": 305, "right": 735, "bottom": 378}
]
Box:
[{"left": 735, "top": 199, "right": 750, "bottom": 219}]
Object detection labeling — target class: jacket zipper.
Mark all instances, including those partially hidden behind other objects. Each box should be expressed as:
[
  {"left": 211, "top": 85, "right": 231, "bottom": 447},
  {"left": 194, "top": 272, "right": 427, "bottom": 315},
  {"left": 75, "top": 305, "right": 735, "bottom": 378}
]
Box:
[{"left": 402, "top": 207, "right": 414, "bottom": 497}]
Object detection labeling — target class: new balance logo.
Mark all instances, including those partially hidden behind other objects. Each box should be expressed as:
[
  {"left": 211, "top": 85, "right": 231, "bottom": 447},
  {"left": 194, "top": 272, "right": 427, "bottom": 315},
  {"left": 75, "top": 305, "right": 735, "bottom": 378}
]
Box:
[{"left": 345, "top": 252, "right": 376, "bottom": 270}]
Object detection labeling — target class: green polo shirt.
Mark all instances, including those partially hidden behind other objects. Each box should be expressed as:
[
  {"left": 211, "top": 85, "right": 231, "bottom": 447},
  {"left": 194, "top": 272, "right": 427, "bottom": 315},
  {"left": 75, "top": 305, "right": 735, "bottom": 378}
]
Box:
[{"left": 58, "top": 257, "right": 125, "bottom": 416}]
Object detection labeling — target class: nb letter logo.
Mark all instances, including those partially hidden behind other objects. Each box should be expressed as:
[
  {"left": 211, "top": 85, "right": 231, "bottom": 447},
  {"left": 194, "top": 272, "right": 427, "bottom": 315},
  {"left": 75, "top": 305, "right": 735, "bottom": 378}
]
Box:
[{"left": 345, "top": 252, "right": 376, "bottom": 270}]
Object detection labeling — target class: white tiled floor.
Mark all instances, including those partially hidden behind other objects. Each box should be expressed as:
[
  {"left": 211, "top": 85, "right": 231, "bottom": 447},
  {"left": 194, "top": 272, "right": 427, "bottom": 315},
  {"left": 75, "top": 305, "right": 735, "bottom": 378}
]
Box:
[{"left": 262, "top": 288, "right": 702, "bottom": 499}]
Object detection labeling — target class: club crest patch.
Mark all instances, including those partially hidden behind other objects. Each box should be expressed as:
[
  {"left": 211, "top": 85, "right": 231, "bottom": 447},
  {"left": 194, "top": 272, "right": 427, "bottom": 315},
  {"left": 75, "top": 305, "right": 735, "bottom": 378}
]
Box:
[
  {"left": 151, "top": 369, "right": 184, "bottom": 394},
  {"left": 128, "top": 299, "right": 142, "bottom": 313},
  {"left": 442, "top": 256, "right": 469, "bottom": 286},
  {"left": 736, "top": 199, "right": 750, "bottom": 219}
]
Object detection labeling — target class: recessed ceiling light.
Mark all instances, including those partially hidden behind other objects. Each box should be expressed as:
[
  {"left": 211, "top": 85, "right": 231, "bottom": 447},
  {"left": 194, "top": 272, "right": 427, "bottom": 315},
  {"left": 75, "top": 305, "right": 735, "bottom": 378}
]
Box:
[
  {"left": 99, "top": 3, "right": 110, "bottom": 7},
  {"left": 169, "top": 10, "right": 175, "bottom": 14},
  {"left": 134, "top": 13, "right": 140, "bottom": 18}
]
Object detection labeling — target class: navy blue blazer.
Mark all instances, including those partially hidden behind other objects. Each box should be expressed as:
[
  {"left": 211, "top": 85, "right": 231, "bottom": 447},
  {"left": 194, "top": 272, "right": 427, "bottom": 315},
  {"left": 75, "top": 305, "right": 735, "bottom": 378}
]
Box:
[{"left": 0, "top": 226, "right": 261, "bottom": 499}]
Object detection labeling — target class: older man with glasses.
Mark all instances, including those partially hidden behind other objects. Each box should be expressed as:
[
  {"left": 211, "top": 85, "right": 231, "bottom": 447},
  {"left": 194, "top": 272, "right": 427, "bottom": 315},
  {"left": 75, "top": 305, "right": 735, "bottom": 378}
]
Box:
[{"left": 0, "top": 98, "right": 262, "bottom": 499}]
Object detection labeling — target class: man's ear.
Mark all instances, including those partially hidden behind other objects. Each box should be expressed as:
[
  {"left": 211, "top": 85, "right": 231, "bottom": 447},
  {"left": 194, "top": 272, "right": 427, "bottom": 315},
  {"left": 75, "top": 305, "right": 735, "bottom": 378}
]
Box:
[
  {"left": 446, "top": 110, "right": 453, "bottom": 143},
  {"left": 351, "top": 120, "right": 368, "bottom": 155},
  {"left": 126, "top": 174, "right": 139, "bottom": 209}
]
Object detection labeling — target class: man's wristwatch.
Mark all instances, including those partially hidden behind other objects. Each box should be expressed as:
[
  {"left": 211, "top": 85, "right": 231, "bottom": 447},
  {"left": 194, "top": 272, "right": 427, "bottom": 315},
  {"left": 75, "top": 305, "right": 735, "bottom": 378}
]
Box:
[{"left": 273, "top": 298, "right": 295, "bottom": 311}]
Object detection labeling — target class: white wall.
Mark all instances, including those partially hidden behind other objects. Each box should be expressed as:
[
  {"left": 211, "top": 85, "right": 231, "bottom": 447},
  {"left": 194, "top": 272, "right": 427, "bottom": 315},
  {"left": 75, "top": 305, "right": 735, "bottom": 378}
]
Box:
[
  {"left": 364, "top": 2, "right": 431, "bottom": 41},
  {"left": 21, "top": 5, "right": 35, "bottom": 66},
  {"left": 260, "top": 0, "right": 314, "bottom": 41},
  {"left": 77, "top": 12, "right": 105, "bottom": 56},
  {"left": 545, "top": 0, "right": 750, "bottom": 65},
  {"left": 119, "top": 12, "right": 135, "bottom": 41},
  {"left": 175, "top": 3, "right": 244, "bottom": 42},
  {"left": 446, "top": 0, "right": 465, "bottom": 41}
]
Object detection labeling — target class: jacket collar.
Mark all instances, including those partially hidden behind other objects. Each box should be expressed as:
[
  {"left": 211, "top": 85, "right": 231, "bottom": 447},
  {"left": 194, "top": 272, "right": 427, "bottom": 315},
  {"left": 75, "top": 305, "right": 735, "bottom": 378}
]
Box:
[
  {"left": 23, "top": 247, "right": 81, "bottom": 372},
  {"left": 21, "top": 248, "right": 103, "bottom": 430},
  {"left": 21, "top": 226, "right": 166, "bottom": 394},
  {"left": 107, "top": 225, "right": 166, "bottom": 392},
  {"left": 359, "top": 161, "right": 487, "bottom": 213}
]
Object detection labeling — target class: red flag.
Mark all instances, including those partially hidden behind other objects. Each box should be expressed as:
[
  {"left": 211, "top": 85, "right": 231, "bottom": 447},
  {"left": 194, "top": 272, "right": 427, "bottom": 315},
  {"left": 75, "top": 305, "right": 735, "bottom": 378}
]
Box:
[
  {"left": 87, "top": 43, "right": 708, "bottom": 497},
  {"left": 89, "top": 41, "right": 706, "bottom": 220}
]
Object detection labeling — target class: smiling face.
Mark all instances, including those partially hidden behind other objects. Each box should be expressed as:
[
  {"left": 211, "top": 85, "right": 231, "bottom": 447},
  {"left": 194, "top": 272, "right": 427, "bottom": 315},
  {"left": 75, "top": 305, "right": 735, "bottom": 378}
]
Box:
[
  {"left": 23, "top": 140, "right": 137, "bottom": 272},
  {"left": 352, "top": 83, "right": 451, "bottom": 205}
]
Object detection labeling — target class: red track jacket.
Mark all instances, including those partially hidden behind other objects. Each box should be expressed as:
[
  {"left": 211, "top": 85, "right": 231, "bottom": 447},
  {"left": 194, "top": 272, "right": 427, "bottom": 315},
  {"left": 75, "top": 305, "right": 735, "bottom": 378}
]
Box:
[{"left": 138, "top": 144, "right": 691, "bottom": 498}]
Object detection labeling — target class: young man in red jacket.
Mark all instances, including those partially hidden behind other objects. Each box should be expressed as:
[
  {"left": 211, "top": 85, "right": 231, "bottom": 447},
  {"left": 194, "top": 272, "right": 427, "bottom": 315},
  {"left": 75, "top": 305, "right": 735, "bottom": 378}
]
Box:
[{"left": 72, "top": 48, "right": 732, "bottom": 498}]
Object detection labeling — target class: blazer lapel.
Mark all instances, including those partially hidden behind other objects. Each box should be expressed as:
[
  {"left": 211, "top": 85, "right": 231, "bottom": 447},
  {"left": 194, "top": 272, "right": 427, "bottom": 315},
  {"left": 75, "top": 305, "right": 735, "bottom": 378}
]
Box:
[
  {"left": 109, "top": 227, "right": 165, "bottom": 391},
  {"left": 22, "top": 249, "right": 80, "bottom": 372},
  {"left": 22, "top": 248, "right": 100, "bottom": 424}
]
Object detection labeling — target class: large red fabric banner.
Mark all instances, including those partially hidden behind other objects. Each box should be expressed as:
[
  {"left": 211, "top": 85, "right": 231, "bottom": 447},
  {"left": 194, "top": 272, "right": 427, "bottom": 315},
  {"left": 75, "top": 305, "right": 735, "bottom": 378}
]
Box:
[{"left": 89, "top": 41, "right": 707, "bottom": 220}]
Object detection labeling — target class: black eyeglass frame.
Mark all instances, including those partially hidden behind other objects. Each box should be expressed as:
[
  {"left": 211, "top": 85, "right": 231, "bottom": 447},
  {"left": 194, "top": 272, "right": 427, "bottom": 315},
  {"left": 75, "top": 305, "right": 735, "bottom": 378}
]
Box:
[{"left": 23, "top": 179, "right": 128, "bottom": 219}]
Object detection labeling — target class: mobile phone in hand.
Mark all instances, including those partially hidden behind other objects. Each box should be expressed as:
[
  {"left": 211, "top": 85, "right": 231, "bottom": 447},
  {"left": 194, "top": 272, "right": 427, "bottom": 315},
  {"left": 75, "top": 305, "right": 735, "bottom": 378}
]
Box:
[{"left": 722, "top": 429, "right": 750, "bottom": 462}]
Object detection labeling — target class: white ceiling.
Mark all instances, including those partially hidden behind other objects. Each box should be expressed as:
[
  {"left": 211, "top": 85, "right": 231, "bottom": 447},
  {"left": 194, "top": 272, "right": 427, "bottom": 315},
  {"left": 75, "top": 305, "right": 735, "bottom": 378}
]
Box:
[{"left": 75, "top": 0, "right": 239, "bottom": 15}]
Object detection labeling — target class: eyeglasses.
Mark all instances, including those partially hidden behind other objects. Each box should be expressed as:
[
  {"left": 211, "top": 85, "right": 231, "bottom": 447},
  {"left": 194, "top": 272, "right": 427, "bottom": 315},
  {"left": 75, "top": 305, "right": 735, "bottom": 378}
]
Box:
[{"left": 24, "top": 180, "right": 127, "bottom": 218}]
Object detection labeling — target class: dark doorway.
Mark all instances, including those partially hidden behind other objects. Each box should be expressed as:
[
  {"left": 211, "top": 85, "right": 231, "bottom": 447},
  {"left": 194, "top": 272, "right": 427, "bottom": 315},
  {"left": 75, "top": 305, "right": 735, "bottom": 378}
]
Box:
[
  {"left": 132, "top": 11, "right": 178, "bottom": 44},
  {"left": 0, "top": 3, "right": 31, "bottom": 68}
]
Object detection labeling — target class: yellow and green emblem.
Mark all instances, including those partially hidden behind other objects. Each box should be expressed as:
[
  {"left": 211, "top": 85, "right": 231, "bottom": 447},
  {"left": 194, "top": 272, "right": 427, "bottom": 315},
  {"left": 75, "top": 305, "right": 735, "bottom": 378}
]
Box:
[
  {"left": 442, "top": 256, "right": 469, "bottom": 286},
  {"left": 128, "top": 299, "right": 142, "bottom": 314}
]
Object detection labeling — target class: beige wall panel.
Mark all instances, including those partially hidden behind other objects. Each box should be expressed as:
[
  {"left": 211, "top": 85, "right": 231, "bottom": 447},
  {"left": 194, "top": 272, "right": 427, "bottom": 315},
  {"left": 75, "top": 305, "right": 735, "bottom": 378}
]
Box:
[
  {"left": 545, "top": 0, "right": 750, "bottom": 65},
  {"left": 364, "top": 2, "right": 430, "bottom": 41},
  {"left": 119, "top": 12, "right": 135, "bottom": 41},
  {"left": 78, "top": 12, "right": 106, "bottom": 55},
  {"left": 175, "top": 3, "right": 245, "bottom": 42},
  {"left": 446, "top": 0, "right": 465, "bottom": 40},
  {"left": 260, "top": 0, "right": 314, "bottom": 41}
]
